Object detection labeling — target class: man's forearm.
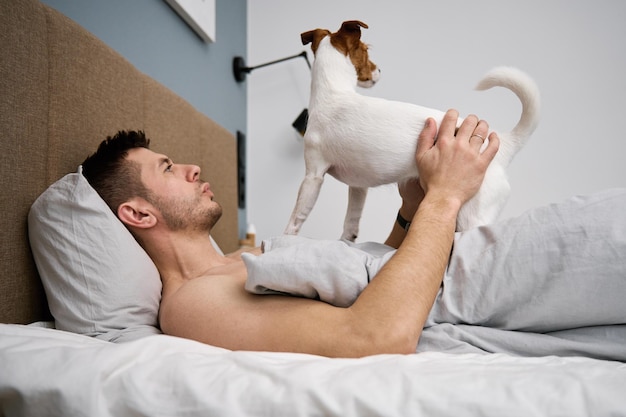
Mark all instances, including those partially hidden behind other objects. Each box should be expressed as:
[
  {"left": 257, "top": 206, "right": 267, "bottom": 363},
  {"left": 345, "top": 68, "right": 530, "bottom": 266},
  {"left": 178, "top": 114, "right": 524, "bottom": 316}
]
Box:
[{"left": 348, "top": 192, "right": 460, "bottom": 355}]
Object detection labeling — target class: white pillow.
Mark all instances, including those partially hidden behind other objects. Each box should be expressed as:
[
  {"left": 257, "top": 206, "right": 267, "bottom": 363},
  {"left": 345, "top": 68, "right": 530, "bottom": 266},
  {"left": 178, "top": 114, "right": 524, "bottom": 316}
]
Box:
[{"left": 28, "top": 166, "right": 162, "bottom": 342}]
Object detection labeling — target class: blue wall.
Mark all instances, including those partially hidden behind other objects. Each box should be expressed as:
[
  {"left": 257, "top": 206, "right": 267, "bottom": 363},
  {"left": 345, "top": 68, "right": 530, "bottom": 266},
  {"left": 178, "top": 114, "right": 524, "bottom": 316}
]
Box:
[{"left": 41, "top": 0, "right": 247, "bottom": 136}]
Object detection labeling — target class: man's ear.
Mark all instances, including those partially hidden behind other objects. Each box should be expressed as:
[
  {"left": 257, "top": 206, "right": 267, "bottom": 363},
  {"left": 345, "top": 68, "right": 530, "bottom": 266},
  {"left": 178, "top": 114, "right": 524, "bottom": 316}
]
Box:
[{"left": 117, "top": 198, "right": 157, "bottom": 229}]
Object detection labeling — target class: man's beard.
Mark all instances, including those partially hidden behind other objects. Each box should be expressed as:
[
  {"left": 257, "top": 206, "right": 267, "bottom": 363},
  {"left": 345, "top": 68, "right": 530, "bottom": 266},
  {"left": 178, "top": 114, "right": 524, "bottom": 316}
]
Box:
[{"left": 149, "top": 192, "right": 223, "bottom": 233}]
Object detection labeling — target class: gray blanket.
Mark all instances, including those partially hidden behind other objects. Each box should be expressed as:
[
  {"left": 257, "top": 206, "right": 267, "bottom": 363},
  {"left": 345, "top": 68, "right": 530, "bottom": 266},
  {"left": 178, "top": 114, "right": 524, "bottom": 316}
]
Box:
[{"left": 243, "top": 189, "right": 626, "bottom": 361}]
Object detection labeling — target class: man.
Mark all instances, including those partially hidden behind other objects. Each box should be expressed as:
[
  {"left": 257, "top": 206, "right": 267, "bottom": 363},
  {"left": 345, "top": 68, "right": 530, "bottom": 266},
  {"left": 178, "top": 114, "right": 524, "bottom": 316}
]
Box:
[
  {"left": 82, "top": 110, "right": 626, "bottom": 359},
  {"left": 80, "top": 109, "right": 496, "bottom": 357}
]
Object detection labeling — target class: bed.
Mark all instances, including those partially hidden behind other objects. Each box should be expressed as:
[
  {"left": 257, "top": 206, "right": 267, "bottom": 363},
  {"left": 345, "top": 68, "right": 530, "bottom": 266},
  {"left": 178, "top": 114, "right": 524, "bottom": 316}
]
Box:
[{"left": 1, "top": 1, "right": 625, "bottom": 416}]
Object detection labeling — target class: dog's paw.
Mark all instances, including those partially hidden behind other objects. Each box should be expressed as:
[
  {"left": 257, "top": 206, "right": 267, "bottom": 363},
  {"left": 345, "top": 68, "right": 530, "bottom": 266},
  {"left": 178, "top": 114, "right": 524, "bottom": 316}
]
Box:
[{"left": 340, "top": 231, "right": 358, "bottom": 242}]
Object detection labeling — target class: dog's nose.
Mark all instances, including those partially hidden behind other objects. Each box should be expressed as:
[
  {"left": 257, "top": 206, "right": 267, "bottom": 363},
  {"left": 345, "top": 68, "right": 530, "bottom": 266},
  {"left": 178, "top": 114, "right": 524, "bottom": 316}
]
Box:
[{"left": 372, "top": 68, "right": 381, "bottom": 83}]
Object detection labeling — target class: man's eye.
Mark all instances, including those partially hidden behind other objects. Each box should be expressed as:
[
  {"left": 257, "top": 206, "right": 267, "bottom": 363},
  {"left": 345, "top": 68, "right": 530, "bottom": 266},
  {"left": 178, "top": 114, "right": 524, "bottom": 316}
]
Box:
[{"left": 165, "top": 164, "right": 173, "bottom": 172}]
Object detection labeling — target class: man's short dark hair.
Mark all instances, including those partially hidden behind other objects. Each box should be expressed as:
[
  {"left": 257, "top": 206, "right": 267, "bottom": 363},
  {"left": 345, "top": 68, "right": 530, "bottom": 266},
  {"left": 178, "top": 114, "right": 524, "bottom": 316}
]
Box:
[{"left": 81, "top": 130, "right": 151, "bottom": 215}]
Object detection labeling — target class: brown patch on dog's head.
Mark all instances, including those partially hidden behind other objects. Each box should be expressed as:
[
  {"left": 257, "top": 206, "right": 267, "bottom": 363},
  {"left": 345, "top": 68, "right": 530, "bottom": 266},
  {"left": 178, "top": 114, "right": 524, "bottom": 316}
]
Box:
[{"left": 301, "top": 20, "right": 378, "bottom": 85}]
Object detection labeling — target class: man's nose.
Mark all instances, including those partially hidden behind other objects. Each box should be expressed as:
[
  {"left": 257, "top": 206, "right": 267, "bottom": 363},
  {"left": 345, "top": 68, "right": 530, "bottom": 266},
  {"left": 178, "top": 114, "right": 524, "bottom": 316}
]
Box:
[{"left": 184, "top": 164, "right": 201, "bottom": 182}]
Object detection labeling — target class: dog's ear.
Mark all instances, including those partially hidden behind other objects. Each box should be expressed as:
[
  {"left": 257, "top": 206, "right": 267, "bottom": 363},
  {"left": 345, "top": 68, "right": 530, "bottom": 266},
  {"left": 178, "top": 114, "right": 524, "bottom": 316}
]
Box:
[
  {"left": 301, "top": 29, "right": 331, "bottom": 53},
  {"left": 338, "top": 20, "right": 368, "bottom": 38},
  {"left": 301, "top": 30, "right": 317, "bottom": 46},
  {"left": 331, "top": 20, "right": 369, "bottom": 57}
]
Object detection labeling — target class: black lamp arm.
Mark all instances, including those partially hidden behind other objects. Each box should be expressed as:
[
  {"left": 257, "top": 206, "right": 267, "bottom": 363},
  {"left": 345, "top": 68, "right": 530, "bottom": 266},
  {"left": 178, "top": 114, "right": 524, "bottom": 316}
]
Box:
[{"left": 233, "top": 51, "right": 310, "bottom": 82}]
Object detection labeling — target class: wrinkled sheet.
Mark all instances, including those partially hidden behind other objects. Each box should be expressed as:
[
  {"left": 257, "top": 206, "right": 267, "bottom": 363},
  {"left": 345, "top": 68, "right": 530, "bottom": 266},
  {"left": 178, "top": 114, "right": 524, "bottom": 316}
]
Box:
[
  {"left": 1, "top": 324, "right": 626, "bottom": 417},
  {"left": 244, "top": 189, "right": 626, "bottom": 361}
]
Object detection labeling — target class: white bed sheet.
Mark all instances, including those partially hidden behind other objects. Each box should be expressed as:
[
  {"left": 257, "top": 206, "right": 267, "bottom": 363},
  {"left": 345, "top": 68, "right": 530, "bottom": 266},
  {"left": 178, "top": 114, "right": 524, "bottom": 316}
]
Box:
[{"left": 1, "top": 324, "right": 625, "bottom": 417}]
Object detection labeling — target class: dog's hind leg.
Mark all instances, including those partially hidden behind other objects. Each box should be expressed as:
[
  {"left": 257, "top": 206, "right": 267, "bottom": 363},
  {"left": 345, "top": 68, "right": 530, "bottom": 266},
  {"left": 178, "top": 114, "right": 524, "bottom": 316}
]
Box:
[
  {"left": 284, "top": 169, "right": 328, "bottom": 236},
  {"left": 456, "top": 164, "right": 510, "bottom": 231},
  {"left": 341, "top": 186, "right": 368, "bottom": 241}
]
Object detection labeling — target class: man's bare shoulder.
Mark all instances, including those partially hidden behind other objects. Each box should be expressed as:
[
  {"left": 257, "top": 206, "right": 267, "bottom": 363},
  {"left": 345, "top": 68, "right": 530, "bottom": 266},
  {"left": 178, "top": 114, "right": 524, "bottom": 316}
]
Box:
[
  {"left": 159, "top": 247, "right": 260, "bottom": 317},
  {"left": 159, "top": 260, "right": 249, "bottom": 322}
]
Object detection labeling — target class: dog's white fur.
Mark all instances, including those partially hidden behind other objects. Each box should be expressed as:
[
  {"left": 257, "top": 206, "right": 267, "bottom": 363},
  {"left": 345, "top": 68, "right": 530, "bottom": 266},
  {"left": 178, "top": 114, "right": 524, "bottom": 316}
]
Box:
[{"left": 285, "top": 21, "right": 541, "bottom": 241}]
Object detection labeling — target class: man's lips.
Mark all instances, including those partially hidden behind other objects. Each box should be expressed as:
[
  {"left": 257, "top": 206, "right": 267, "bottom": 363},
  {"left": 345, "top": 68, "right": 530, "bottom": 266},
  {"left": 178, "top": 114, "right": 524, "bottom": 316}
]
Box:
[{"left": 201, "top": 182, "right": 214, "bottom": 198}]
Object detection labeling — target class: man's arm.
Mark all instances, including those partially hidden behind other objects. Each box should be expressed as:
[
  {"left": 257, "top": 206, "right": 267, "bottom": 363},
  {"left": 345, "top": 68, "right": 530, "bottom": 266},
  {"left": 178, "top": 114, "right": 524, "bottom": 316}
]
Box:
[
  {"left": 348, "top": 110, "right": 499, "bottom": 354},
  {"left": 161, "top": 110, "right": 499, "bottom": 357}
]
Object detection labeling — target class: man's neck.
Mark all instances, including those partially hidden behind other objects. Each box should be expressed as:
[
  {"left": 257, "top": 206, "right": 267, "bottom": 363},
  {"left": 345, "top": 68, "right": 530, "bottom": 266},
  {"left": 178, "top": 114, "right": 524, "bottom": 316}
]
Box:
[{"left": 143, "top": 229, "right": 230, "bottom": 283}]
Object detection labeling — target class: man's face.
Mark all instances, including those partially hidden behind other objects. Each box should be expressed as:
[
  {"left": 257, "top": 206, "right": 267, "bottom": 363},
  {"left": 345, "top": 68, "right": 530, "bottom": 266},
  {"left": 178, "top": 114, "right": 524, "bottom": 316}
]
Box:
[{"left": 126, "top": 147, "right": 222, "bottom": 232}]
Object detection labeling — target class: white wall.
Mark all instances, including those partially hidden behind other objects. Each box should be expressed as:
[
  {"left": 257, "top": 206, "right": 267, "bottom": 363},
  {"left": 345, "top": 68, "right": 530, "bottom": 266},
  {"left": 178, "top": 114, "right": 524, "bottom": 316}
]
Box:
[{"left": 247, "top": 1, "right": 626, "bottom": 244}]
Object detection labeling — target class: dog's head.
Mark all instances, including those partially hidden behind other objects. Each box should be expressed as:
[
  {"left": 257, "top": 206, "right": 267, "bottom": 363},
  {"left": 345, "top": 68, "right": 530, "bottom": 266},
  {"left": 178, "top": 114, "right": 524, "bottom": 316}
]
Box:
[{"left": 301, "top": 20, "right": 380, "bottom": 88}]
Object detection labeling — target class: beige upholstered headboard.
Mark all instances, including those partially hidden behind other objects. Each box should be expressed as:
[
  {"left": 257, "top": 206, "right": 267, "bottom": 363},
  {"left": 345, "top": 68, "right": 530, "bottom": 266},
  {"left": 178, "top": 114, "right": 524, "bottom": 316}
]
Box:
[{"left": 0, "top": 0, "right": 238, "bottom": 324}]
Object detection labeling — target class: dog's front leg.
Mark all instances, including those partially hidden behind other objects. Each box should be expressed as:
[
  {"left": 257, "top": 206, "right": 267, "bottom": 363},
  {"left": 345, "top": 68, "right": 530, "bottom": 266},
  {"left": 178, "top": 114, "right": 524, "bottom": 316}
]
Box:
[
  {"left": 284, "top": 171, "right": 327, "bottom": 236},
  {"left": 341, "top": 186, "right": 368, "bottom": 242}
]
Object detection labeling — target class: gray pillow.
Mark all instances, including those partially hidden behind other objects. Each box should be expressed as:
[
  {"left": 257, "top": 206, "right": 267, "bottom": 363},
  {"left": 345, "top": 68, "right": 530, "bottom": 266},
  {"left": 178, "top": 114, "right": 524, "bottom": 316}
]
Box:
[{"left": 28, "top": 167, "right": 162, "bottom": 342}]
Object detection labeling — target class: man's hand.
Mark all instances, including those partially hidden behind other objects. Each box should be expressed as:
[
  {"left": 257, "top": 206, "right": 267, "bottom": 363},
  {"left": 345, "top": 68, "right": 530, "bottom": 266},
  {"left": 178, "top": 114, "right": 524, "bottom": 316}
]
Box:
[
  {"left": 398, "top": 178, "right": 425, "bottom": 219},
  {"left": 416, "top": 110, "right": 500, "bottom": 208}
]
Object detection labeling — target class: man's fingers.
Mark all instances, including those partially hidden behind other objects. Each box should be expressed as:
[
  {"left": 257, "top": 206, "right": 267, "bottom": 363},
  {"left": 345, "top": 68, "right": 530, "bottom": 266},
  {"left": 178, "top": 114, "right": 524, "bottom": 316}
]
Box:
[
  {"left": 416, "top": 118, "right": 437, "bottom": 156},
  {"left": 439, "top": 109, "right": 460, "bottom": 141},
  {"left": 456, "top": 114, "right": 480, "bottom": 141},
  {"left": 469, "top": 120, "right": 489, "bottom": 151},
  {"left": 482, "top": 132, "right": 500, "bottom": 162}
]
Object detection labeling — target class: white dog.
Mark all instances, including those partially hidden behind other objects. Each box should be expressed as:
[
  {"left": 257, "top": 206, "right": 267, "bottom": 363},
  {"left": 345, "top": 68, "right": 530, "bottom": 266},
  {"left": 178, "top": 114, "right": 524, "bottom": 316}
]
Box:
[{"left": 285, "top": 20, "right": 540, "bottom": 241}]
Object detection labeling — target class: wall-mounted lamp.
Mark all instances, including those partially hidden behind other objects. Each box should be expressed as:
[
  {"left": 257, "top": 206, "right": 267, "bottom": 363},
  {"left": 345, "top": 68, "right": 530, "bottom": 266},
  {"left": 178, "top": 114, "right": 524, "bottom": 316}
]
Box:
[
  {"left": 233, "top": 51, "right": 310, "bottom": 82},
  {"left": 233, "top": 52, "right": 310, "bottom": 135}
]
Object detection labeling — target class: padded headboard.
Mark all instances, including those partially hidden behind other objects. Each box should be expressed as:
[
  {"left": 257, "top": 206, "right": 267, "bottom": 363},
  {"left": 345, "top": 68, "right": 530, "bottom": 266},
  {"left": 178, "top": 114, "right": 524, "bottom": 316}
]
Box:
[{"left": 0, "top": 0, "right": 239, "bottom": 324}]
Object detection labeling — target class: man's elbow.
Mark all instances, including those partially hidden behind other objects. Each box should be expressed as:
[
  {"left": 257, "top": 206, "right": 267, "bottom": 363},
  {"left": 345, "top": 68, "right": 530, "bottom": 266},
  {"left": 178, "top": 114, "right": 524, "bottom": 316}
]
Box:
[
  {"left": 347, "top": 320, "right": 420, "bottom": 357},
  {"left": 373, "top": 332, "right": 419, "bottom": 355}
]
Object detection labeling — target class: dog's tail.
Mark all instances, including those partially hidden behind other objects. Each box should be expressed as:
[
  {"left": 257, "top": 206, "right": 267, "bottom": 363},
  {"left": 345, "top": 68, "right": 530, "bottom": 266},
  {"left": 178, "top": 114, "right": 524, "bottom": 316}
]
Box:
[{"left": 475, "top": 66, "right": 541, "bottom": 166}]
